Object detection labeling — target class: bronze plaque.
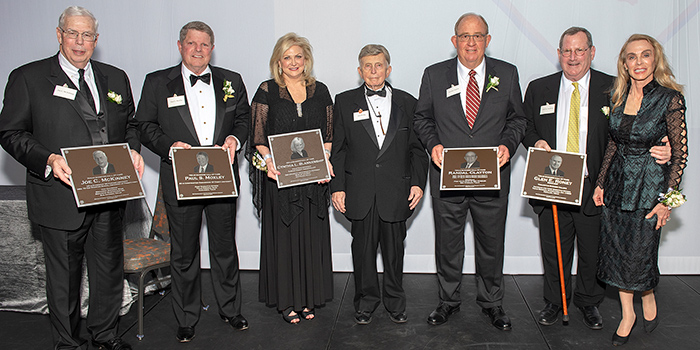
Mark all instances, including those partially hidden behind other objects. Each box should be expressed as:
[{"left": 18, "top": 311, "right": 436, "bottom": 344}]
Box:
[
  {"left": 268, "top": 129, "right": 331, "bottom": 188},
  {"left": 521, "top": 147, "right": 586, "bottom": 205},
  {"left": 440, "top": 147, "right": 500, "bottom": 190},
  {"left": 171, "top": 147, "right": 238, "bottom": 200},
  {"left": 61, "top": 143, "right": 145, "bottom": 207}
]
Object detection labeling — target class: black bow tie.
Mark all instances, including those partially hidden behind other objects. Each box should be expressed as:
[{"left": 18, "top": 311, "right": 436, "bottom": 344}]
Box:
[
  {"left": 365, "top": 86, "right": 386, "bottom": 97},
  {"left": 190, "top": 73, "right": 211, "bottom": 86}
]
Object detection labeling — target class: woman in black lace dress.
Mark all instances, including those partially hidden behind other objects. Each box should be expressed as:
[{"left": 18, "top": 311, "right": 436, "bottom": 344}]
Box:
[
  {"left": 593, "top": 34, "right": 687, "bottom": 345},
  {"left": 247, "top": 33, "right": 334, "bottom": 324}
]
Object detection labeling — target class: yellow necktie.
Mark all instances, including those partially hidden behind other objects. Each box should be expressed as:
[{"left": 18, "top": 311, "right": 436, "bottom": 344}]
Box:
[{"left": 567, "top": 82, "right": 580, "bottom": 153}]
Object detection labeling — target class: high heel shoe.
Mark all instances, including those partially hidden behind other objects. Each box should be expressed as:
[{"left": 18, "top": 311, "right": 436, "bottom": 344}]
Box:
[
  {"left": 612, "top": 318, "right": 637, "bottom": 346},
  {"left": 643, "top": 315, "right": 659, "bottom": 333}
]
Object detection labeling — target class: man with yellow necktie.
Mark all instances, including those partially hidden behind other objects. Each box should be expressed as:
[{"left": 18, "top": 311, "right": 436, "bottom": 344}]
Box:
[{"left": 522, "top": 27, "right": 671, "bottom": 330}]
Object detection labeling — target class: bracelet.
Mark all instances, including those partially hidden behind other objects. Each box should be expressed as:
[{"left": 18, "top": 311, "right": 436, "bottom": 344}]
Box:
[
  {"left": 263, "top": 154, "right": 272, "bottom": 161},
  {"left": 324, "top": 149, "right": 331, "bottom": 156}
]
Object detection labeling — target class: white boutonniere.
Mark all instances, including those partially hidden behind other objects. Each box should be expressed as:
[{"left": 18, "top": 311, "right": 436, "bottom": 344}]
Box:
[
  {"left": 107, "top": 90, "right": 122, "bottom": 104},
  {"left": 485, "top": 75, "right": 499, "bottom": 92},
  {"left": 601, "top": 106, "right": 610, "bottom": 119},
  {"left": 223, "top": 80, "right": 235, "bottom": 102}
]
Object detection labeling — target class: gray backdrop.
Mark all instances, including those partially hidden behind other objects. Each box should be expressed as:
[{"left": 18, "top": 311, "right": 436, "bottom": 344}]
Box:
[{"left": 1, "top": 0, "right": 698, "bottom": 274}]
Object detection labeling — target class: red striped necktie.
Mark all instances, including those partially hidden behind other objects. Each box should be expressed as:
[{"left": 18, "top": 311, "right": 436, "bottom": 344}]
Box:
[{"left": 465, "top": 70, "right": 480, "bottom": 128}]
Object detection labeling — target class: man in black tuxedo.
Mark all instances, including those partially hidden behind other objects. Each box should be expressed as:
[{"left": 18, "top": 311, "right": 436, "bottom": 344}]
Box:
[
  {"left": 331, "top": 44, "right": 428, "bottom": 325},
  {"left": 0, "top": 6, "right": 142, "bottom": 350},
  {"left": 522, "top": 27, "right": 670, "bottom": 330},
  {"left": 93, "top": 150, "right": 116, "bottom": 175},
  {"left": 135, "top": 21, "right": 250, "bottom": 342},
  {"left": 413, "top": 13, "right": 526, "bottom": 330}
]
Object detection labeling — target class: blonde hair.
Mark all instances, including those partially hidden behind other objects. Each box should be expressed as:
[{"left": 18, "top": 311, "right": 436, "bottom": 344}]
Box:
[
  {"left": 269, "top": 32, "right": 315, "bottom": 87},
  {"left": 611, "top": 34, "right": 683, "bottom": 112}
]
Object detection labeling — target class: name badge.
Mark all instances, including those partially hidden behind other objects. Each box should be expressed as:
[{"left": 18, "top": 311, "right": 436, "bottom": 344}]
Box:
[
  {"left": 540, "top": 103, "right": 555, "bottom": 115},
  {"left": 167, "top": 95, "right": 186, "bottom": 108},
  {"left": 446, "top": 84, "right": 461, "bottom": 98},
  {"left": 53, "top": 85, "right": 77, "bottom": 100},
  {"left": 353, "top": 109, "right": 369, "bottom": 121}
]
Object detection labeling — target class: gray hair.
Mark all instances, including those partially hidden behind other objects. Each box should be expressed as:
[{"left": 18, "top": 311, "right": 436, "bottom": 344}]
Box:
[
  {"left": 92, "top": 150, "right": 106, "bottom": 160},
  {"left": 179, "top": 21, "right": 215, "bottom": 45},
  {"left": 559, "top": 27, "right": 593, "bottom": 49},
  {"left": 290, "top": 137, "right": 305, "bottom": 151},
  {"left": 358, "top": 44, "right": 391, "bottom": 65},
  {"left": 58, "top": 6, "right": 98, "bottom": 33},
  {"left": 454, "top": 13, "right": 489, "bottom": 35}
]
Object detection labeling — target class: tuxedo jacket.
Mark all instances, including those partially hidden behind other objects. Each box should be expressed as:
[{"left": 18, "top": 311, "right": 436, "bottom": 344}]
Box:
[
  {"left": 522, "top": 69, "right": 613, "bottom": 215},
  {"left": 460, "top": 160, "right": 480, "bottom": 169},
  {"left": 193, "top": 164, "right": 214, "bottom": 173},
  {"left": 0, "top": 54, "right": 138, "bottom": 230},
  {"left": 136, "top": 64, "right": 250, "bottom": 204},
  {"left": 93, "top": 163, "right": 116, "bottom": 175},
  {"left": 414, "top": 57, "right": 526, "bottom": 201},
  {"left": 330, "top": 85, "right": 428, "bottom": 222}
]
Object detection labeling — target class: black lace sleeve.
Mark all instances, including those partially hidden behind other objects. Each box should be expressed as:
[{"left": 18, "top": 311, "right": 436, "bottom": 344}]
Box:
[
  {"left": 251, "top": 81, "right": 270, "bottom": 147},
  {"left": 665, "top": 92, "right": 688, "bottom": 189},
  {"left": 596, "top": 133, "right": 616, "bottom": 189}
]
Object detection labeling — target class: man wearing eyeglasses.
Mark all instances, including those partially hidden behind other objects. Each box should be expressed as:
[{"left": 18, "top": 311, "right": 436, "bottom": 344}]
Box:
[
  {"left": 0, "top": 6, "right": 142, "bottom": 350},
  {"left": 521, "top": 27, "right": 670, "bottom": 330},
  {"left": 413, "top": 13, "right": 526, "bottom": 330}
]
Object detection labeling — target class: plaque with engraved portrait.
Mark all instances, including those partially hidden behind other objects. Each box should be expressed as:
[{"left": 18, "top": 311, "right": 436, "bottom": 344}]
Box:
[
  {"left": 61, "top": 143, "right": 145, "bottom": 207},
  {"left": 268, "top": 129, "right": 331, "bottom": 188},
  {"left": 521, "top": 147, "right": 586, "bottom": 205},
  {"left": 171, "top": 147, "right": 238, "bottom": 200},
  {"left": 440, "top": 147, "right": 500, "bottom": 190}
]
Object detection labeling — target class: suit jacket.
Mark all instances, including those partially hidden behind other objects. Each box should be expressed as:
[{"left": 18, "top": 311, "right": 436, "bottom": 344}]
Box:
[
  {"left": 543, "top": 166, "right": 564, "bottom": 177},
  {"left": 136, "top": 64, "right": 250, "bottom": 204},
  {"left": 93, "top": 163, "right": 116, "bottom": 175},
  {"left": 522, "top": 69, "right": 613, "bottom": 215},
  {"left": 414, "top": 57, "right": 526, "bottom": 201},
  {"left": 460, "top": 160, "right": 480, "bottom": 168},
  {"left": 193, "top": 164, "right": 214, "bottom": 173},
  {"left": 330, "top": 85, "right": 428, "bottom": 222},
  {"left": 0, "top": 54, "right": 138, "bottom": 230}
]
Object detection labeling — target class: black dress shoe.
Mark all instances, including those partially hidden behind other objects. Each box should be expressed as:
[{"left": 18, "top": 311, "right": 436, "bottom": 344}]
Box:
[
  {"left": 221, "top": 314, "right": 249, "bottom": 330},
  {"left": 482, "top": 306, "right": 512, "bottom": 331},
  {"left": 538, "top": 303, "right": 561, "bottom": 326},
  {"left": 643, "top": 315, "right": 659, "bottom": 333},
  {"left": 579, "top": 305, "right": 604, "bottom": 330},
  {"left": 92, "top": 338, "right": 132, "bottom": 350},
  {"left": 612, "top": 318, "right": 636, "bottom": 346},
  {"left": 354, "top": 311, "right": 372, "bottom": 325},
  {"left": 176, "top": 326, "right": 195, "bottom": 343},
  {"left": 389, "top": 312, "right": 408, "bottom": 324},
  {"left": 427, "top": 304, "right": 460, "bottom": 326}
]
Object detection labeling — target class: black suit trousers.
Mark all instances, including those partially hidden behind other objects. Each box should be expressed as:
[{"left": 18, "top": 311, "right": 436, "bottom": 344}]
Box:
[
  {"left": 537, "top": 181, "right": 605, "bottom": 307},
  {"left": 351, "top": 202, "right": 407, "bottom": 314},
  {"left": 40, "top": 206, "right": 124, "bottom": 349},
  {"left": 433, "top": 195, "right": 507, "bottom": 309},
  {"left": 165, "top": 199, "right": 242, "bottom": 327}
]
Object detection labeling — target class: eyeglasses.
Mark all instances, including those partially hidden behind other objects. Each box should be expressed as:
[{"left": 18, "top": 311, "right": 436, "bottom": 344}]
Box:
[
  {"left": 456, "top": 33, "right": 488, "bottom": 42},
  {"left": 60, "top": 28, "right": 97, "bottom": 42},
  {"left": 560, "top": 47, "right": 589, "bottom": 57}
]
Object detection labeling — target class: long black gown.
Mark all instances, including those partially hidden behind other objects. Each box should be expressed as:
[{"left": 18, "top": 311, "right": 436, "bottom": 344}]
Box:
[
  {"left": 596, "top": 80, "right": 687, "bottom": 291},
  {"left": 248, "top": 79, "right": 334, "bottom": 311}
]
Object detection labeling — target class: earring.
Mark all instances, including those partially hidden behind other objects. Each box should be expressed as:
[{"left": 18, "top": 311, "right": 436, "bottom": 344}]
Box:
[{"left": 278, "top": 66, "right": 282, "bottom": 75}]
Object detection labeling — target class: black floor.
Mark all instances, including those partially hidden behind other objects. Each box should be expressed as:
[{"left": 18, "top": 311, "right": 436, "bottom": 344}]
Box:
[{"left": 3, "top": 273, "right": 700, "bottom": 349}]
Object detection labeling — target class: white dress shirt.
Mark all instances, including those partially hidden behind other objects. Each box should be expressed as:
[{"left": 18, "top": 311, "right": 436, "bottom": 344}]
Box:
[
  {"left": 457, "top": 58, "right": 486, "bottom": 115},
  {"left": 182, "top": 65, "right": 216, "bottom": 146},
  {"left": 365, "top": 85, "right": 392, "bottom": 148},
  {"left": 59, "top": 53, "right": 101, "bottom": 113}
]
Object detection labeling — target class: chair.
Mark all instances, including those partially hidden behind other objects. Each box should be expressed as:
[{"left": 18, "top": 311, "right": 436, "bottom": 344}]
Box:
[{"left": 123, "top": 183, "right": 170, "bottom": 340}]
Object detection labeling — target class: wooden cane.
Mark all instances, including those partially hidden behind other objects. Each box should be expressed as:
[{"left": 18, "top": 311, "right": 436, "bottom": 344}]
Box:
[{"left": 551, "top": 204, "right": 569, "bottom": 325}]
